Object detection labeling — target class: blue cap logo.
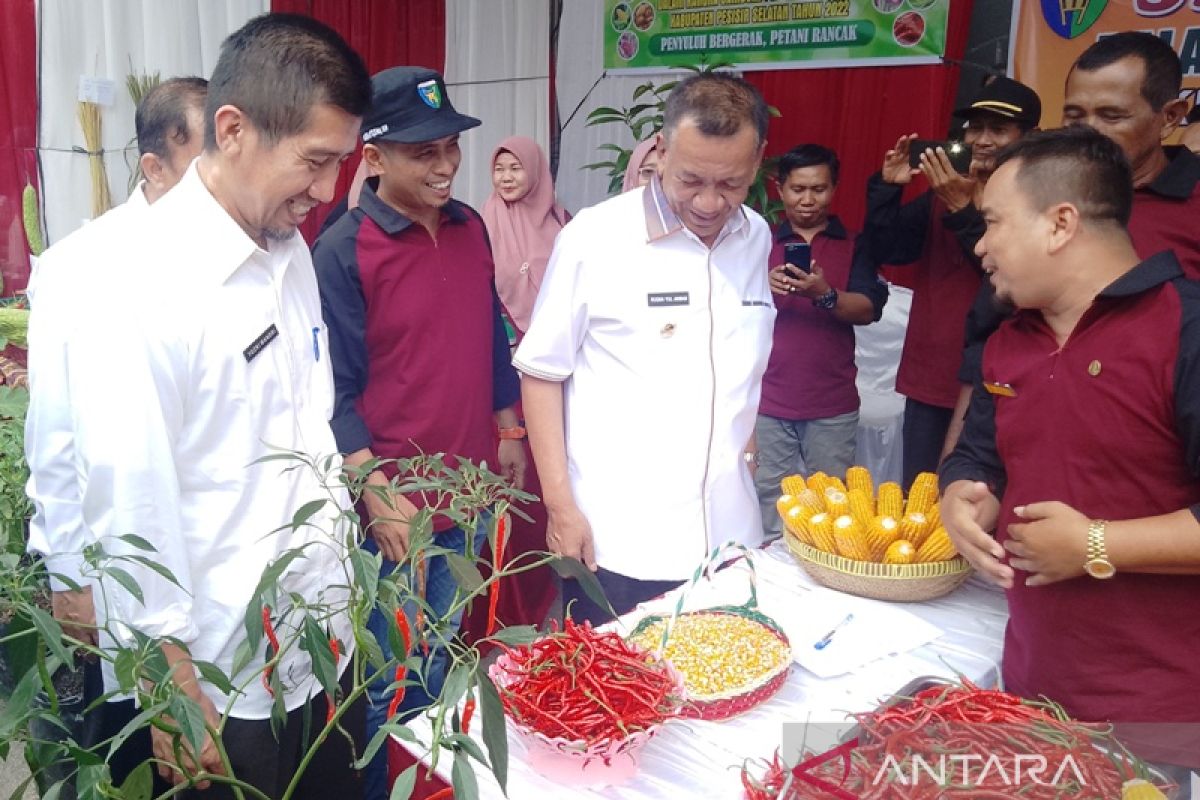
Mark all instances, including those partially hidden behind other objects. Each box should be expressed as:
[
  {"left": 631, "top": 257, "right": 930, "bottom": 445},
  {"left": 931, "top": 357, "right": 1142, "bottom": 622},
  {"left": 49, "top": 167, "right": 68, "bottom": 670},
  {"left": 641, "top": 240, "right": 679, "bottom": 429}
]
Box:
[{"left": 417, "top": 79, "right": 442, "bottom": 109}]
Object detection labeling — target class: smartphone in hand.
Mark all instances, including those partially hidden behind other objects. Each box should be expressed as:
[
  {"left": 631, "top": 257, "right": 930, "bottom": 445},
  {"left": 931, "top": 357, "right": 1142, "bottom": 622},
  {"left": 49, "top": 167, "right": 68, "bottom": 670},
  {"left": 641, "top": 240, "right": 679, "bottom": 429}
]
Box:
[
  {"left": 784, "top": 241, "right": 811, "bottom": 277},
  {"left": 908, "top": 139, "right": 973, "bottom": 174}
]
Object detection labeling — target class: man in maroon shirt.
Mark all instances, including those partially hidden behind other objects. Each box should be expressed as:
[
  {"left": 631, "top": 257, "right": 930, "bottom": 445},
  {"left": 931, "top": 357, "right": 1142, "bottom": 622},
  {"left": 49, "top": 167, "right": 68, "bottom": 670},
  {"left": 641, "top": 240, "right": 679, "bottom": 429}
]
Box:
[
  {"left": 755, "top": 144, "right": 887, "bottom": 536},
  {"left": 864, "top": 77, "right": 1041, "bottom": 489},
  {"left": 949, "top": 32, "right": 1200, "bottom": 457},
  {"left": 942, "top": 126, "right": 1200, "bottom": 782},
  {"left": 312, "top": 67, "right": 525, "bottom": 800}
]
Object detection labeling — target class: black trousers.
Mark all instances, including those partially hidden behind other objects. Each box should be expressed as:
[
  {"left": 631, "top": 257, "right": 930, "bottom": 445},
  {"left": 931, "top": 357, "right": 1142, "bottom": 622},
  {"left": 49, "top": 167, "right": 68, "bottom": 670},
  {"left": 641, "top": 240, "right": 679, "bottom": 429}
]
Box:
[
  {"left": 183, "top": 669, "right": 365, "bottom": 800},
  {"left": 561, "top": 568, "right": 685, "bottom": 626},
  {"left": 902, "top": 397, "right": 953, "bottom": 489}
]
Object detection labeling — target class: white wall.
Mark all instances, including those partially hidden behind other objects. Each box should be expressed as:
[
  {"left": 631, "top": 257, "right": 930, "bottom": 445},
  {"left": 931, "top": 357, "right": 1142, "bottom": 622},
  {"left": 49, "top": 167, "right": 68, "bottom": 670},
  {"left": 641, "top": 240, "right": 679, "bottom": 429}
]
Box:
[{"left": 37, "top": 0, "right": 266, "bottom": 244}]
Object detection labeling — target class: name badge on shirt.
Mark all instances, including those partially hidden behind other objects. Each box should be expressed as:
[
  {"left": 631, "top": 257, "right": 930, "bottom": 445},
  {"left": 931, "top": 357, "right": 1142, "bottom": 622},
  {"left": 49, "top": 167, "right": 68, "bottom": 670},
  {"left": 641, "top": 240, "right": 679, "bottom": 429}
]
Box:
[
  {"left": 648, "top": 292, "right": 689, "bottom": 307},
  {"left": 742, "top": 299, "right": 771, "bottom": 307},
  {"left": 243, "top": 324, "right": 280, "bottom": 363},
  {"left": 983, "top": 381, "right": 1017, "bottom": 398}
]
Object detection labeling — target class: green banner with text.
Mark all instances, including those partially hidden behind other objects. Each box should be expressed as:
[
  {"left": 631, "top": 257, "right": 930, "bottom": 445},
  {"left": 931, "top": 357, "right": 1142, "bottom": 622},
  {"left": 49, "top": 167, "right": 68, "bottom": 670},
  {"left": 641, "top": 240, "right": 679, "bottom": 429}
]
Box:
[{"left": 604, "top": 0, "right": 949, "bottom": 73}]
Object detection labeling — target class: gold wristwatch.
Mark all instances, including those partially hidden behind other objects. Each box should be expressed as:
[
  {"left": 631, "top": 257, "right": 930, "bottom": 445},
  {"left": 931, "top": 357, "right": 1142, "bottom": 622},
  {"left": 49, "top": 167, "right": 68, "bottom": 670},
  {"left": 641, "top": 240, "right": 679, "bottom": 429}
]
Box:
[{"left": 1083, "top": 519, "right": 1115, "bottom": 579}]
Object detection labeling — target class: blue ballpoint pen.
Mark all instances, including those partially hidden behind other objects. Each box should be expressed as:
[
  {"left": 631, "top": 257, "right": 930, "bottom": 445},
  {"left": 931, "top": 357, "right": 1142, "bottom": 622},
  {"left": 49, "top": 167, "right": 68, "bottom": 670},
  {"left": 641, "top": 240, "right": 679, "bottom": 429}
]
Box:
[
  {"left": 311, "top": 326, "right": 320, "bottom": 361},
  {"left": 813, "top": 613, "right": 854, "bottom": 650}
]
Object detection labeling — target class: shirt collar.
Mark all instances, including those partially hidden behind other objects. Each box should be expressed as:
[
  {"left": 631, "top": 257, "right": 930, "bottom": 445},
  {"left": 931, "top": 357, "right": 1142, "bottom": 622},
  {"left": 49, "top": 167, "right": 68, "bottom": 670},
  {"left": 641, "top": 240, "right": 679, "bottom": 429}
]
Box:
[
  {"left": 173, "top": 160, "right": 260, "bottom": 285},
  {"left": 1143, "top": 146, "right": 1200, "bottom": 200},
  {"left": 772, "top": 215, "right": 848, "bottom": 243},
  {"left": 358, "top": 177, "right": 469, "bottom": 235},
  {"left": 642, "top": 173, "right": 748, "bottom": 244},
  {"left": 1098, "top": 250, "right": 1184, "bottom": 298}
]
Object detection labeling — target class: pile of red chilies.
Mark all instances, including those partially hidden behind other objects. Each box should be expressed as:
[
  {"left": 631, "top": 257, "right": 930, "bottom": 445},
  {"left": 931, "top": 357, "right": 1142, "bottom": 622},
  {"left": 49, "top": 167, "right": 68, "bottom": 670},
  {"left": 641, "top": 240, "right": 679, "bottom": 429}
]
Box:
[
  {"left": 743, "top": 680, "right": 1160, "bottom": 800},
  {"left": 496, "top": 617, "right": 679, "bottom": 746}
]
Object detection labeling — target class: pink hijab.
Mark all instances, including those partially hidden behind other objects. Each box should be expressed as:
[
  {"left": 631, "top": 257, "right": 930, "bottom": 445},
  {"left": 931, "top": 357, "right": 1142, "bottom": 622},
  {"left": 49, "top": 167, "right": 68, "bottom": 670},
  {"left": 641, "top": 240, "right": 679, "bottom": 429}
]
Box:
[
  {"left": 622, "top": 138, "right": 658, "bottom": 193},
  {"left": 482, "top": 136, "right": 568, "bottom": 333}
]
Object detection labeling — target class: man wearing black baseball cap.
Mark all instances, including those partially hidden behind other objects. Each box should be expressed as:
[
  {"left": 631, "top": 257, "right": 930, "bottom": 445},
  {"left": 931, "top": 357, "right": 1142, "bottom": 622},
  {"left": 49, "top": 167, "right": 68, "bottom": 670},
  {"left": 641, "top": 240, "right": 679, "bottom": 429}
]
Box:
[
  {"left": 312, "top": 66, "right": 526, "bottom": 800},
  {"left": 864, "top": 75, "right": 1042, "bottom": 489}
]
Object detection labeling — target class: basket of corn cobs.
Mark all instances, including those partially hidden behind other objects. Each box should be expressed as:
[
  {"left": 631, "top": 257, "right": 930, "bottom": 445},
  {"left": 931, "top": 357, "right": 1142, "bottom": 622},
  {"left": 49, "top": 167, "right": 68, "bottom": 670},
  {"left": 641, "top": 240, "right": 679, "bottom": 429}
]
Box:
[
  {"left": 627, "top": 547, "right": 793, "bottom": 721},
  {"left": 779, "top": 467, "right": 971, "bottom": 602},
  {"left": 489, "top": 618, "right": 684, "bottom": 787}
]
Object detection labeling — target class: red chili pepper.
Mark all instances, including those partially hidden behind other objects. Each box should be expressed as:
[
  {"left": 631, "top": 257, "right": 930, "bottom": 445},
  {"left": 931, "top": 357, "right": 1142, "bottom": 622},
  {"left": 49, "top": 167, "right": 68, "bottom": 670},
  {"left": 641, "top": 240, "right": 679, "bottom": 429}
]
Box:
[
  {"left": 415, "top": 608, "right": 430, "bottom": 657},
  {"left": 325, "top": 637, "right": 340, "bottom": 725},
  {"left": 385, "top": 664, "right": 406, "bottom": 720},
  {"left": 485, "top": 515, "right": 507, "bottom": 637},
  {"left": 261, "top": 605, "right": 280, "bottom": 697},
  {"left": 461, "top": 695, "right": 476, "bottom": 735},
  {"left": 395, "top": 609, "right": 412, "bottom": 659}
]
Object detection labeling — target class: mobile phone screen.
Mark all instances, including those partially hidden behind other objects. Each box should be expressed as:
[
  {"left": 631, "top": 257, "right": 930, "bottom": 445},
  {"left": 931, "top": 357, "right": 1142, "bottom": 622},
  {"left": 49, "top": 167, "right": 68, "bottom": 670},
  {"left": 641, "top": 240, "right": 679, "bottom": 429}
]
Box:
[
  {"left": 909, "top": 139, "right": 973, "bottom": 174},
  {"left": 784, "top": 242, "right": 811, "bottom": 275}
]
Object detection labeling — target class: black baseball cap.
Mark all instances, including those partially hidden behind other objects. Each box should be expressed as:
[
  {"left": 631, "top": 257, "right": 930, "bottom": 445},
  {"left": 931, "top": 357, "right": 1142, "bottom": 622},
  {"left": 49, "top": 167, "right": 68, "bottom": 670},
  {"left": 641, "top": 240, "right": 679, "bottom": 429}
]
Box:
[
  {"left": 360, "top": 67, "right": 481, "bottom": 145},
  {"left": 953, "top": 76, "right": 1042, "bottom": 128}
]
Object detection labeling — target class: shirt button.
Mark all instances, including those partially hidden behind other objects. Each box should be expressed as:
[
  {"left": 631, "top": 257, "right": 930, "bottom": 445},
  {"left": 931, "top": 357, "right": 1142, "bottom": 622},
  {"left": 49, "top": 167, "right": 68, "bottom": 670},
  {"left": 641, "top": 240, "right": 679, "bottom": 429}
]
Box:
[
  {"left": 1087, "top": 360, "right": 1102, "bottom": 377},
  {"left": 519, "top": 262, "right": 530, "bottom": 274},
  {"left": 661, "top": 323, "right": 676, "bottom": 338}
]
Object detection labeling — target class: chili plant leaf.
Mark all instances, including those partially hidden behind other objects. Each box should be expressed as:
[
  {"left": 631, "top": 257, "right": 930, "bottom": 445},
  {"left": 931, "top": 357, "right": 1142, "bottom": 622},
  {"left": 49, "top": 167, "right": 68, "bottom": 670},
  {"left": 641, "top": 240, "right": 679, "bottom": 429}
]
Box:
[{"left": 478, "top": 671, "right": 508, "bottom": 795}]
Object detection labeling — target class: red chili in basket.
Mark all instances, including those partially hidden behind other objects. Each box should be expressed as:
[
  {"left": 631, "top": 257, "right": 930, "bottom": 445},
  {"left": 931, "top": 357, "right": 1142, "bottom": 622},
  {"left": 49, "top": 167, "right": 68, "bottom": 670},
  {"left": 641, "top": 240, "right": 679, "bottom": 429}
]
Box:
[
  {"left": 485, "top": 515, "right": 507, "bottom": 637},
  {"left": 261, "top": 605, "right": 280, "bottom": 697}
]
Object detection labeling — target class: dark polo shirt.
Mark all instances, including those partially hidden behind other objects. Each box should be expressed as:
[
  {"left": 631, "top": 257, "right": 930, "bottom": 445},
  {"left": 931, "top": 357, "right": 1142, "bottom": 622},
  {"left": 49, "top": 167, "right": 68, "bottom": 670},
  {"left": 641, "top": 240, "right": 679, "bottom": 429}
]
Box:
[
  {"left": 942, "top": 251, "right": 1200, "bottom": 766},
  {"left": 312, "top": 180, "right": 519, "bottom": 528},
  {"left": 959, "top": 146, "right": 1200, "bottom": 385},
  {"left": 760, "top": 217, "right": 886, "bottom": 421},
  {"left": 865, "top": 175, "right": 986, "bottom": 409}
]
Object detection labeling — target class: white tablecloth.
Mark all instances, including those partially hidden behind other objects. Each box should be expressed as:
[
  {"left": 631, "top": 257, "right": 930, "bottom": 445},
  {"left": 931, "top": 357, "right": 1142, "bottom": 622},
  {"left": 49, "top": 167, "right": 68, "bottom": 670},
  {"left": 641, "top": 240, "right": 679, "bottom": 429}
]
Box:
[{"left": 397, "top": 543, "right": 1008, "bottom": 798}]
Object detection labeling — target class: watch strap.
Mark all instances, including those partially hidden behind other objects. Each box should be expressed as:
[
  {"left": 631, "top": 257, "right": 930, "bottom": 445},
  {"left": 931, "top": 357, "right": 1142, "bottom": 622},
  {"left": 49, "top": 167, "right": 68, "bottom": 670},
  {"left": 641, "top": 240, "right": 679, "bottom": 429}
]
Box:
[{"left": 497, "top": 426, "right": 527, "bottom": 440}]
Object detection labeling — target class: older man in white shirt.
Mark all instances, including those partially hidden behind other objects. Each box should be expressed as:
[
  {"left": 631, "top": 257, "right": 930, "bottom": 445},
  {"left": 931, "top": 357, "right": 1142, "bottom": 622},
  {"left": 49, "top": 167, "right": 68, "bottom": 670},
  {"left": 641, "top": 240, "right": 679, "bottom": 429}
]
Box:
[
  {"left": 24, "top": 75, "right": 207, "bottom": 791},
  {"left": 53, "top": 15, "right": 371, "bottom": 798},
  {"left": 516, "top": 73, "right": 776, "bottom": 623}
]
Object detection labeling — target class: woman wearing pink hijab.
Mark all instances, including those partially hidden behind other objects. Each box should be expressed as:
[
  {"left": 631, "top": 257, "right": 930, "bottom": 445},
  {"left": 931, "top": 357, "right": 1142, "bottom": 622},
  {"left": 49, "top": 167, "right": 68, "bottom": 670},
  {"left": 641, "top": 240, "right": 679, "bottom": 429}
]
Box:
[
  {"left": 482, "top": 136, "right": 569, "bottom": 335},
  {"left": 621, "top": 137, "right": 660, "bottom": 192}
]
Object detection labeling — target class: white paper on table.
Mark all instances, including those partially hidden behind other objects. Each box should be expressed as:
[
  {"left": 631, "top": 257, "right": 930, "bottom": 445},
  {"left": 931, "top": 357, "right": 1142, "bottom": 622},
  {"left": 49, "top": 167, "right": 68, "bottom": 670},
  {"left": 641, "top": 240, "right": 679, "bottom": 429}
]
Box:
[{"left": 760, "top": 586, "right": 944, "bottom": 679}]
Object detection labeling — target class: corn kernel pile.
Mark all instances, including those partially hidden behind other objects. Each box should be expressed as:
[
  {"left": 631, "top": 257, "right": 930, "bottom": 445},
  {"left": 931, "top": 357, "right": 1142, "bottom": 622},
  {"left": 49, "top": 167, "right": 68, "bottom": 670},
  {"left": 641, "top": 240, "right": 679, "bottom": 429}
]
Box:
[
  {"left": 628, "top": 614, "right": 790, "bottom": 699},
  {"left": 778, "top": 467, "right": 959, "bottom": 564}
]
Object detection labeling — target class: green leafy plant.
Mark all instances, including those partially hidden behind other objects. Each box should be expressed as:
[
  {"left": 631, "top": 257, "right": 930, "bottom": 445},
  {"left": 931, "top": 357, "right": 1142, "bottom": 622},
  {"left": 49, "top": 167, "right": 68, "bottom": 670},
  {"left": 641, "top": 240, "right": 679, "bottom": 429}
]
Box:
[
  {"left": 0, "top": 447, "right": 608, "bottom": 799},
  {"left": 583, "top": 64, "right": 784, "bottom": 224},
  {"left": 0, "top": 385, "right": 32, "bottom": 556}
]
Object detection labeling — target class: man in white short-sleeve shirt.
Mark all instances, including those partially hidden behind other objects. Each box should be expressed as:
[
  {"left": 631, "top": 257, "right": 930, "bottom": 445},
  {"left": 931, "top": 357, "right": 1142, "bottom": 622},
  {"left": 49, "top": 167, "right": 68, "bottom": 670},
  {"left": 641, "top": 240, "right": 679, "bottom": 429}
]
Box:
[{"left": 515, "top": 73, "right": 776, "bottom": 623}]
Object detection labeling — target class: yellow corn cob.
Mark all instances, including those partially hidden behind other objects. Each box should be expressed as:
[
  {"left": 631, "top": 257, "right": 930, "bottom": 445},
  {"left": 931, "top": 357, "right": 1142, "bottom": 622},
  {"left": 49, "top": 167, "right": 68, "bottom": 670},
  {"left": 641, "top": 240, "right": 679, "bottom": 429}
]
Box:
[
  {"left": 806, "top": 512, "right": 837, "bottom": 553},
  {"left": 827, "top": 476, "right": 848, "bottom": 495},
  {"left": 806, "top": 471, "right": 833, "bottom": 497},
  {"left": 848, "top": 488, "right": 875, "bottom": 528},
  {"left": 845, "top": 465, "right": 874, "bottom": 499},
  {"left": 1121, "top": 779, "right": 1168, "bottom": 800},
  {"left": 824, "top": 489, "right": 850, "bottom": 520},
  {"left": 865, "top": 515, "right": 900, "bottom": 561},
  {"left": 793, "top": 488, "right": 826, "bottom": 515},
  {"left": 925, "top": 502, "right": 941, "bottom": 532},
  {"left": 776, "top": 494, "right": 798, "bottom": 516},
  {"left": 883, "top": 539, "right": 916, "bottom": 564},
  {"left": 877, "top": 482, "right": 904, "bottom": 520},
  {"left": 781, "top": 474, "right": 808, "bottom": 497},
  {"left": 833, "top": 515, "right": 872, "bottom": 561},
  {"left": 783, "top": 505, "right": 814, "bottom": 544},
  {"left": 899, "top": 513, "right": 932, "bottom": 548},
  {"left": 916, "top": 527, "right": 957, "bottom": 562},
  {"left": 905, "top": 471, "right": 939, "bottom": 516}
]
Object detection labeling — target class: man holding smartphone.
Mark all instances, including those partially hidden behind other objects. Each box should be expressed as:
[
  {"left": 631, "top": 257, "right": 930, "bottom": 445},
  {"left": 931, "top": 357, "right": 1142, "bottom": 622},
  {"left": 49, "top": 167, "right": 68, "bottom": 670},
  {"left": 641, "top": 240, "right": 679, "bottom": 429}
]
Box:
[
  {"left": 756, "top": 145, "right": 887, "bottom": 537},
  {"left": 864, "top": 76, "right": 1041, "bottom": 489}
]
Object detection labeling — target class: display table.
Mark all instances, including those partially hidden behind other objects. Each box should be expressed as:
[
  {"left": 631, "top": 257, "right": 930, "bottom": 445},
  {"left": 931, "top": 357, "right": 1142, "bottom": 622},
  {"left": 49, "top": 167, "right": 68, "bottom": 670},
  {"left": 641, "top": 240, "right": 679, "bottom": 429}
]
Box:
[{"left": 390, "top": 542, "right": 1008, "bottom": 798}]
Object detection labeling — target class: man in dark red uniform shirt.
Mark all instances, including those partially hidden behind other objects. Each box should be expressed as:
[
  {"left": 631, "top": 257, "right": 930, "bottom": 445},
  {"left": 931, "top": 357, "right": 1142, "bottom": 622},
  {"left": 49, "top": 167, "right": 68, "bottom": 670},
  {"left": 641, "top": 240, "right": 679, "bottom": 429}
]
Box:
[
  {"left": 864, "top": 77, "right": 1041, "bottom": 489},
  {"left": 755, "top": 144, "right": 887, "bottom": 536},
  {"left": 312, "top": 67, "right": 525, "bottom": 800},
  {"left": 951, "top": 33, "right": 1200, "bottom": 457},
  {"left": 942, "top": 126, "right": 1200, "bottom": 785}
]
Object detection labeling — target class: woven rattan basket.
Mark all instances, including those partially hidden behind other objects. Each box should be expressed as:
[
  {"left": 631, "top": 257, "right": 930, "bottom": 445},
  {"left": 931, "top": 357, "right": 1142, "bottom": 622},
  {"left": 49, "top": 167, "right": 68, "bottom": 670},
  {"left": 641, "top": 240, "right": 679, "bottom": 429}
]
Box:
[{"left": 785, "top": 535, "right": 971, "bottom": 602}]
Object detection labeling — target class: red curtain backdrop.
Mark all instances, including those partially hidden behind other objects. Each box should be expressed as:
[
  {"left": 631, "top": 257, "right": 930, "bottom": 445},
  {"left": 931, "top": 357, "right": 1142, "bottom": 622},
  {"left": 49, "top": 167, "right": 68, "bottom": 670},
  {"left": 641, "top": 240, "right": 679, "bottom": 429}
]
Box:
[
  {"left": 747, "top": 0, "right": 975, "bottom": 253},
  {"left": 0, "top": 0, "right": 39, "bottom": 297},
  {"left": 270, "top": 0, "right": 447, "bottom": 241}
]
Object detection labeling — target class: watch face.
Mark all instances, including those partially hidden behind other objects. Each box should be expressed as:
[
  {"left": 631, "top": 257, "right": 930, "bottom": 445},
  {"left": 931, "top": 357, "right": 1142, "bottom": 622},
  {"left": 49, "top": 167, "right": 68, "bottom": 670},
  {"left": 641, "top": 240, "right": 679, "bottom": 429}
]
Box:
[{"left": 1084, "top": 559, "right": 1116, "bottom": 579}]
